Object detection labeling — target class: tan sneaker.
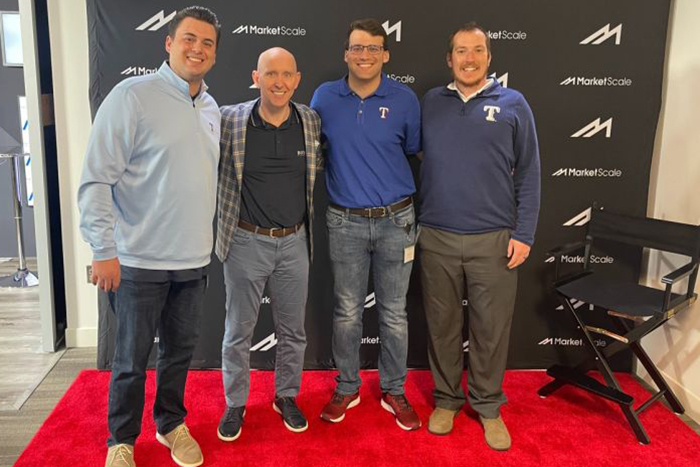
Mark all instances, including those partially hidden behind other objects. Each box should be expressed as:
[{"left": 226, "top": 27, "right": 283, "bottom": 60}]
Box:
[
  {"left": 479, "top": 415, "right": 511, "bottom": 451},
  {"left": 428, "top": 407, "right": 458, "bottom": 435},
  {"left": 105, "top": 444, "right": 135, "bottom": 467},
  {"left": 156, "top": 424, "right": 203, "bottom": 467}
]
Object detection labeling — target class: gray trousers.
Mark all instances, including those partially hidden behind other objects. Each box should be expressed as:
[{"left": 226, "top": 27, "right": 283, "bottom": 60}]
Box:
[
  {"left": 222, "top": 226, "right": 309, "bottom": 408},
  {"left": 419, "top": 227, "right": 517, "bottom": 418}
]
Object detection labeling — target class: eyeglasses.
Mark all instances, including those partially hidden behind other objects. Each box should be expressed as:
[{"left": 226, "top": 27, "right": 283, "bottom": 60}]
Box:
[{"left": 347, "top": 44, "right": 384, "bottom": 55}]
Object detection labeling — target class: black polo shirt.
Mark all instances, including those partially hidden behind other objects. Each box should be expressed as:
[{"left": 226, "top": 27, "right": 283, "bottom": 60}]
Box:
[{"left": 240, "top": 102, "right": 307, "bottom": 228}]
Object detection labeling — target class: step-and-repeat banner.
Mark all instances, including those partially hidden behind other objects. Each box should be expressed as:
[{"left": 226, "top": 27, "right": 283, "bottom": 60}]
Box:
[{"left": 89, "top": 0, "right": 671, "bottom": 371}]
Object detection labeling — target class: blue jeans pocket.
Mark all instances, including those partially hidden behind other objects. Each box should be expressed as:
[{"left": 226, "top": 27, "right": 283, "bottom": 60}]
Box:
[{"left": 326, "top": 207, "right": 345, "bottom": 228}]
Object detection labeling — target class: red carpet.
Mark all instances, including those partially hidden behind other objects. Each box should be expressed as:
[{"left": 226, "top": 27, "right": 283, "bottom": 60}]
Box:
[{"left": 15, "top": 370, "right": 700, "bottom": 467}]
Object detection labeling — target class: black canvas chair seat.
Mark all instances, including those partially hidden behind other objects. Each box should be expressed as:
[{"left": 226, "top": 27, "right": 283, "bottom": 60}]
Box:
[
  {"left": 557, "top": 273, "right": 682, "bottom": 318},
  {"left": 539, "top": 206, "right": 700, "bottom": 444}
]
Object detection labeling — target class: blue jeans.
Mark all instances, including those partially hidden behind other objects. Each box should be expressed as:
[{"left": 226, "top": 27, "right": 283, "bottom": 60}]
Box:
[
  {"left": 107, "top": 276, "right": 206, "bottom": 446},
  {"left": 221, "top": 226, "right": 309, "bottom": 407},
  {"left": 326, "top": 203, "right": 417, "bottom": 395}
]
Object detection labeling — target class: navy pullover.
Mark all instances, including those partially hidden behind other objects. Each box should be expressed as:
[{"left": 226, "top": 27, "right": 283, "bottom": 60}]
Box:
[{"left": 419, "top": 80, "right": 540, "bottom": 245}]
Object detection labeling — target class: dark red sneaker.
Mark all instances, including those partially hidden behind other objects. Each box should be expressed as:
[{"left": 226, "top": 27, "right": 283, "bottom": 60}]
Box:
[
  {"left": 381, "top": 393, "right": 421, "bottom": 430},
  {"left": 320, "top": 392, "right": 360, "bottom": 423}
]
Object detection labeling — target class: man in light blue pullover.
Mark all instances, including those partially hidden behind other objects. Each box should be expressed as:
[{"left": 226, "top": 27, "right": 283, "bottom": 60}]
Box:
[{"left": 78, "top": 7, "right": 220, "bottom": 467}]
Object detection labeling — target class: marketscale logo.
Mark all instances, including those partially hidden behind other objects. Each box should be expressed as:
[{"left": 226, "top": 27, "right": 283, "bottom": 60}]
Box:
[
  {"left": 538, "top": 336, "right": 606, "bottom": 347},
  {"left": 251, "top": 333, "right": 277, "bottom": 351},
  {"left": 563, "top": 208, "right": 592, "bottom": 227},
  {"left": 388, "top": 73, "right": 416, "bottom": 84},
  {"left": 491, "top": 72, "right": 509, "bottom": 88},
  {"left": 551, "top": 167, "right": 623, "bottom": 178},
  {"left": 136, "top": 10, "right": 176, "bottom": 32},
  {"left": 580, "top": 23, "right": 622, "bottom": 45},
  {"left": 232, "top": 24, "right": 306, "bottom": 36},
  {"left": 545, "top": 255, "right": 614, "bottom": 265},
  {"left": 571, "top": 117, "right": 613, "bottom": 138},
  {"left": 555, "top": 298, "right": 588, "bottom": 311},
  {"left": 463, "top": 340, "right": 469, "bottom": 353},
  {"left": 560, "top": 76, "right": 632, "bottom": 87},
  {"left": 382, "top": 20, "right": 402, "bottom": 42},
  {"left": 487, "top": 29, "right": 527, "bottom": 40},
  {"left": 382, "top": 20, "right": 401, "bottom": 42},
  {"left": 121, "top": 66, "right": 158, "bottom": 76}
]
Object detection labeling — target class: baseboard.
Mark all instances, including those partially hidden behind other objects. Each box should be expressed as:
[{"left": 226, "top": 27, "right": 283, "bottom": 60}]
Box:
[
  {"left": 638, "top": 367, "right": 700, "bottom": 423},
  {"left": 66, "top": 326, "right": 97, "bottom": 347}
]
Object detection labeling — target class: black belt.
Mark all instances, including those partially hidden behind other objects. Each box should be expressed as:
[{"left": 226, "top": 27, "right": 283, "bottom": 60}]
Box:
[
  {"left": 330, "top": 197, "right": 412, "bottom": 218},
  {"left": 238, "top": 219, "right": 303, "bottom": 238}
]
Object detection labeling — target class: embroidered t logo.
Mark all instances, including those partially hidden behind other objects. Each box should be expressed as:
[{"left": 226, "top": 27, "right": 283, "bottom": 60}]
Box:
[
  {"left": 484, "top": 105, "right": 500, "bottom": 122},
  {"left": 379, "top": 107, "right": 390, "bottom": 119}
]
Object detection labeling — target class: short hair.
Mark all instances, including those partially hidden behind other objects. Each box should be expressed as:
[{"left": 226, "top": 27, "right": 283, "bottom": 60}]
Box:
[
  {"left": 168, "top": 6, "right": 221, "bottom": 50},
  {"left": 345, "top": 18, "right": 389, "bottom": 51},
  {"left": 448, "top": 22, "right": 490, "bottom": 55}
]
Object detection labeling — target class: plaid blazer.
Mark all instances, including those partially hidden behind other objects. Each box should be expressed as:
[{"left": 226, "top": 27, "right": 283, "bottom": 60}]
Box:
[{"left": 216, "top": 98, "right": 322, "bottom": 262}]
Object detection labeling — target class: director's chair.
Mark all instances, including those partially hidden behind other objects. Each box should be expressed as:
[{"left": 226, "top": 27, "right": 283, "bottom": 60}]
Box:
[{"left": 538, "top": 205, "right": 700, "bottom": 444}]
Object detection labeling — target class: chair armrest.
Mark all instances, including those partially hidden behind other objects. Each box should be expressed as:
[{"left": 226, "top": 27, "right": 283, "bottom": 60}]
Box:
[
  {"left": 547, "top": 240, "right": 591, "bottom": 258},
  {"left": 661, "top": 262, "right": 698, "bottom": 285}
]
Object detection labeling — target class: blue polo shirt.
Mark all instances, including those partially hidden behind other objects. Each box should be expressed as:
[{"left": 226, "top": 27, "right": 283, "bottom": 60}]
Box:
[{"left": 311, "top": 75, "right": 421, "bottom": 208}]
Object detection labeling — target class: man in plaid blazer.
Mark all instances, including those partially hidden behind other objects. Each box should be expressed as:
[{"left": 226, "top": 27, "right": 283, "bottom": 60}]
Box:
[{"left": 215, "top": 48, "right": 321, "bottom": 440}]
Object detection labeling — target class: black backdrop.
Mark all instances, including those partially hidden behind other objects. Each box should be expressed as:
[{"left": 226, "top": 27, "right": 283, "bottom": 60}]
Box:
[{"left": 89, "top": 0, "right": 671, "bottom": 371}]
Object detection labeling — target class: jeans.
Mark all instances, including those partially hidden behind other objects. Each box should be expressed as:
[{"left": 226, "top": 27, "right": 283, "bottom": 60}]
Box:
[
  {"left": 327, "top": 202, "right": 417, "bottom": 395},
  {"left": 107, "top": 276, "right": 206, "bottom": 446},
  {"left": 221, "top": 226, "right": 309, "bottom": 407}
]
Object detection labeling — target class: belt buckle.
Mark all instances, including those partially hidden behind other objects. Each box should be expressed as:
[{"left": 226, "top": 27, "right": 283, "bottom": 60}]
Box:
[
  {"left": 369, "top": 206, "right": 387, "bottom": 219},
  {"left": 268, "top": 227, "right": 280, "bottom": 238}
]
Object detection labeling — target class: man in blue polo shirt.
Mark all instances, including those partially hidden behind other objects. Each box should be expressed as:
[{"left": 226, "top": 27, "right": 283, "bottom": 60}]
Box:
[
  {"left": 311, "top": 18, "right": 421, "bottom": 431},
  {"left": 420, "top": 23, "right": 540, "bottom": 449}
]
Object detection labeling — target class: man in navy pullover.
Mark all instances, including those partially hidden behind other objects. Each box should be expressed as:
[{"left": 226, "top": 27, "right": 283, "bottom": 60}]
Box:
[{"left": 419, "top": 23, "right": 540, "bottom": 449}]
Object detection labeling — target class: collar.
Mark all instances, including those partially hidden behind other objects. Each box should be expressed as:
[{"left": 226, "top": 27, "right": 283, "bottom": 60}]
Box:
[
  {"left": 338, "top": 74, "right": 390, "bottom": 98},
  {"left": 250, "top": 100, "right": 299, "bottom": 129},
  {"left": 158, "top": 61, "right": 209, "bottom": 99},
  {"left": 446, "top": 78, "right": 495, "bottom": 103}
]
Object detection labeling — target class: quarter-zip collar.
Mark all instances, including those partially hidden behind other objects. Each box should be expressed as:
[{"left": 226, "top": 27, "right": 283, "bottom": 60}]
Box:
[{"left": 158, "top": 61, "right": 209, "bottom": 100}]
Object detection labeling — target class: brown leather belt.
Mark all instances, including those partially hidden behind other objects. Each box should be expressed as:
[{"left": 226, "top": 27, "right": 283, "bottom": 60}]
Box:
[
  {"left": 330, "top": 197, "right": 412, "bottom": 218},
  {"left": 238, "top": 219, "right": 304, "bottom": 238}
]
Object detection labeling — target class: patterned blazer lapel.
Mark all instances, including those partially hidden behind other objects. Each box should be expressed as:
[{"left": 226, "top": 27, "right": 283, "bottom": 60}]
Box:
[{"left": 233, "top": 99, "right": 258, "bottom": 185}]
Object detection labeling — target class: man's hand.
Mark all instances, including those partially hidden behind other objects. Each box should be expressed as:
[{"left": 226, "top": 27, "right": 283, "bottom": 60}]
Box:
[
  {"left": 91, "top": 258, "right": 121, "bottom": 292},
  {"left": 507, "top": 239, "right": 531, "bottom": 269}
]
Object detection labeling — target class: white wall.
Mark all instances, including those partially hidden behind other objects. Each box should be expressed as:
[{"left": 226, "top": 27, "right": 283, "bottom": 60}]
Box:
[
  {"left": 48, "top": 0, "right": 96, "bottom": 346},
  {"left": 641, "top": 0, "right": 700, "bottom": 421}
]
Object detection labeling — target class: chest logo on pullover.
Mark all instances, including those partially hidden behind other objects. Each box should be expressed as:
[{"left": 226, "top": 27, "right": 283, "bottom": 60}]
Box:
[
  {"left": 379, "top": 107, "right": 390, "bottom": 119},
  {"left": 484, "top": 105, "right": 500, "bottom": 122}
]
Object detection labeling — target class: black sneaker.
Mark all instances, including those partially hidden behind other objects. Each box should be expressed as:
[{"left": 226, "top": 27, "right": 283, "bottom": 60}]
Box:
[
  {"left": 217, "top": 406, "right": 245, "bottom": 442},
  {"left": 273, "top": 397, "right": 308, "bottom": 433}
]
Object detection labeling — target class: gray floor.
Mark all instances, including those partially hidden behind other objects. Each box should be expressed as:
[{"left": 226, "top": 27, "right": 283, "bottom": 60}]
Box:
[
  {"left": 0, "top": 347, "right": 97, "bottom": 467},
  {"left": 0, "top": 258, "right": 65, "bottom": 411}
]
